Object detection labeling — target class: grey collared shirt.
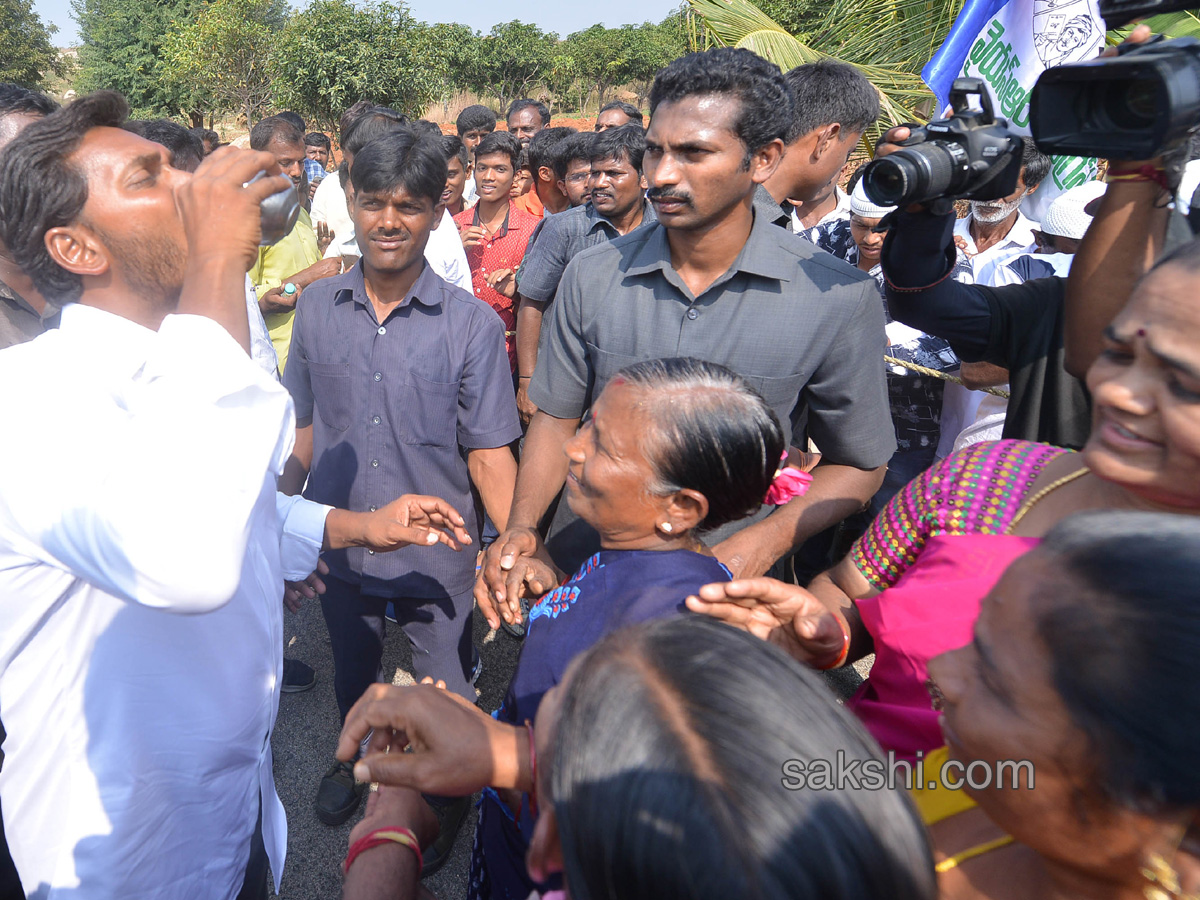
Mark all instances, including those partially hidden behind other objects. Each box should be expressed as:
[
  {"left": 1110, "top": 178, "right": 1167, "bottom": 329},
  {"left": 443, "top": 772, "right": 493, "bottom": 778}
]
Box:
[
  {"left": 516, "top": 200, "right": 657, "bottom": 303},
  {"left": 529, "top": 210, "right": 895, "bottom": 563},
  {"left": 754, "top": 184, "right": 794, "bottom": 231},
  {"left": 284, "top": 262, "right": 521, "bottom": 598}
]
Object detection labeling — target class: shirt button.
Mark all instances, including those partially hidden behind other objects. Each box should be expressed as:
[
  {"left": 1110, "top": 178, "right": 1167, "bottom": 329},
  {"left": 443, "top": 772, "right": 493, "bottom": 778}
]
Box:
[
  {"left": 373, "top": 372, "right": 382, "bottom": 382},
  {"left": 367, "top": 549, "right": 375, "bottom": 555},
  {"left": 686, "top": 308, "right": 699, "bottom": 320},
  {"left": 371, "top": 459, "right": 379, "bottom": 468},
  {"left": 372, "top": 415, "right": 381, "bottom": 425},
  {"left": 369, "top": 505, "right": 377, "bottom": 512},
  {"left": 377, "top": 326, "right": 386, "bottom": 335}
]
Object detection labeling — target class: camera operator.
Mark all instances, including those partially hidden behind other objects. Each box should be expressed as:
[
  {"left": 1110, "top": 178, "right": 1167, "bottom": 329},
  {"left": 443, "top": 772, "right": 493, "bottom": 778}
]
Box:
[{"left": 880, "top": 26, "right": 1186, "bottom": 451}]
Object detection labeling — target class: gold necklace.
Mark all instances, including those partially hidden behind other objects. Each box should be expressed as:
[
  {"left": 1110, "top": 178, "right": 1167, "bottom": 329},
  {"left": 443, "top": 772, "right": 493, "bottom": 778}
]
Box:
[{"left": 1005, "top": 465, "right": 1090, "bottom": 534}]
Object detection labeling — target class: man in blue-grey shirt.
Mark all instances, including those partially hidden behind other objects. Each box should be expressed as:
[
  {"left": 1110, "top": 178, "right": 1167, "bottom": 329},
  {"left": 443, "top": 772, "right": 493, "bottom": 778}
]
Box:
[
  {"left": 282, "top": 131, "right": 520, "bottom": 838},
  {"left": 478, "top": 49, "right": 895, "bottom": 630},
  {"left": 514, "top": 124, "right": 655, "bottom": 423}
]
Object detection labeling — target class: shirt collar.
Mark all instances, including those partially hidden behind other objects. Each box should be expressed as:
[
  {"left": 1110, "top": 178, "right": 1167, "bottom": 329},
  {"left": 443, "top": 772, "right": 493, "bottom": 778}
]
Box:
[
  {"left": 582, "top": 199, "right": 656, "bottom": 234},
  {"left": 339, "top": 258, "right": 442, "bottom": 311},
  {"left": 624, "top": 206, "right": 795, "bottom": 284},
  {"left": 472, "top": 202, "right": 513, "bottom": 238},
  {"left": 957, "top": 209, "right": 1039, "bottom": 252}
]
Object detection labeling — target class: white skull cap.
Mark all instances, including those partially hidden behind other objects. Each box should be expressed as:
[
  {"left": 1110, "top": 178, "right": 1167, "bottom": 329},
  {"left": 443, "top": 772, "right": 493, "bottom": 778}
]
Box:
[{"left": 1041, "top": 181, "right": 1107, "bottom": 240}]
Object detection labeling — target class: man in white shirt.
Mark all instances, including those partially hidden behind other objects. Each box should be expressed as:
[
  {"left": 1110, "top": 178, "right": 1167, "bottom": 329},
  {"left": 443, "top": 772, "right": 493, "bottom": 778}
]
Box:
[
  {"left": 0, "top": 91, "right": 470, "bottom": 900},
  {"left": 940, "top": 137, "right": 1050, "bottom": 455}
]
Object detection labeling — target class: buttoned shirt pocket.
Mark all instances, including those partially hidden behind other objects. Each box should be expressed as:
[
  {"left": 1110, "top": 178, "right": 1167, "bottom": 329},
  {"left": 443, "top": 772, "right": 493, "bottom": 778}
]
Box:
[
  {"left": 400, "top": 374, "right": 459, "bottom": 446},
  {"left": 310, "top": 362, "right": 352, "bottom": 432},
  {"left": 586, "top": 343, "right": 642, "bottom": 397}
]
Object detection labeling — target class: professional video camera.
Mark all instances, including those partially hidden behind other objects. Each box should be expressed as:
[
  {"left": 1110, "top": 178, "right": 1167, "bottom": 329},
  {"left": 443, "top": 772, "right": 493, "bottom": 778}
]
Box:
[
  {"left": 860, "top": 77, "right": 1023, "bottom": 209},
  {"left": 1030, "top": 0, "right": 1200, "bottom": 159}
]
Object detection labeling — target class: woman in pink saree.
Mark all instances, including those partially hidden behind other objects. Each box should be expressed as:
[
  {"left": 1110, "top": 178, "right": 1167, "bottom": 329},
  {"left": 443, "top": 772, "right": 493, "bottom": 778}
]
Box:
[{"left": 689, "top": 240, "right": 1200, "bottom": 761}]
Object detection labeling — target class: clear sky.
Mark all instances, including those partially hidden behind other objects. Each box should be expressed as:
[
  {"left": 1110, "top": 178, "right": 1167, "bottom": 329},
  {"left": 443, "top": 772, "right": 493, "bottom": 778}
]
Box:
[{"left": 33, "top": 0, "right": 682, "bottom": 47}]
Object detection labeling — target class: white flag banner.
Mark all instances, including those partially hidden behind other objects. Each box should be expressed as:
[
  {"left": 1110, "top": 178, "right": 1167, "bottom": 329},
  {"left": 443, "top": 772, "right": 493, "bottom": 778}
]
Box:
[{"left": 923, "top": 0, "right": 1108, "bottom": 219}]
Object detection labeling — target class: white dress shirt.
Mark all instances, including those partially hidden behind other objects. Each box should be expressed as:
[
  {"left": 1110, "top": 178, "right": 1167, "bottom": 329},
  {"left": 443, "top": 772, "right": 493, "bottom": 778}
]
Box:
[
  {"left": 322, "top": 208, "right": 473, "bottom": 293},
  {"left": 790, "top": 185, "right": 850, "bottom": 239},
  {"left": 310, "top": 172, "right": 354, "bottom": 253},
  {"left": 0, "top": 304, "right": 329, "bottom": 899}
]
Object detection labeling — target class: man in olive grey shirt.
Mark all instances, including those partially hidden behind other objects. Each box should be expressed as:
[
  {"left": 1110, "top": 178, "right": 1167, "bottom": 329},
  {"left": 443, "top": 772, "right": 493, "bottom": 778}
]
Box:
[{"left": 477, "top": 48, "right": 894, "bottom": 624}]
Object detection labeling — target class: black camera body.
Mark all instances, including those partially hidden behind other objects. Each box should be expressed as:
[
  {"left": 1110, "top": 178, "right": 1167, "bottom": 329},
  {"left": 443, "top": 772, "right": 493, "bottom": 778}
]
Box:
[
  {"left": 1030, "top": 36, "right": 1200, "bottom": 159},
  {"left": 1099, "top": 0, "right": 1199, "bottom": 27},
  {"left": 862, "top": 77, "right": 1024, "bottom": 209}
]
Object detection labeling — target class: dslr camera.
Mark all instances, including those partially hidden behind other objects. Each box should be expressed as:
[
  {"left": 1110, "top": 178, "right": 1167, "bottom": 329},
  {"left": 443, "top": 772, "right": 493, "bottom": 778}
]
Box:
[
  {"left": 861, "top": 77, "right": 1024, "bottom": 209},
  {"left": 1030, "top": 0, "right": 1200, "bottom": 159}
]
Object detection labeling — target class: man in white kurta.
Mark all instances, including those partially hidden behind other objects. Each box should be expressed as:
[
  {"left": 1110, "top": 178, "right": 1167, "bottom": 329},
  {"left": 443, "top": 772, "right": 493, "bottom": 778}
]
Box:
[{"left": 0, "top": 92, "right": 471, "bottom": 899}]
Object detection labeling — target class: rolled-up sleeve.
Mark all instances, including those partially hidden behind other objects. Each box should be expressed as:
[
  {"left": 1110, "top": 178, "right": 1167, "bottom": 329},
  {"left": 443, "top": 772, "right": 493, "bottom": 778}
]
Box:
[
  {"left": 527, "top": 257, "right": 592, "bottom": 418},
  {"left": 803, "top": 281, "right": 897, "bottom": 468},
  {"left": 458, "top": 308, "right": 523, "bottom": 448}
]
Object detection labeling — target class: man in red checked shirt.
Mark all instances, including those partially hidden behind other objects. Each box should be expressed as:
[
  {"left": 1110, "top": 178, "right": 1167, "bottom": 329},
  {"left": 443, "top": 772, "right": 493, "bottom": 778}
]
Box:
[{"left": 455, "top": 130, "right": 539, "bottom": 374}]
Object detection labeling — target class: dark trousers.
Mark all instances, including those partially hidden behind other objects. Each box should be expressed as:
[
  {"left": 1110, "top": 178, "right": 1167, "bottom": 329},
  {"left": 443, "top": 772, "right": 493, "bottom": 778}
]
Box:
[
  {"left": 320, "top": 573, "right": 475, "bottom": 722},
  {"left": 235, "top": 802, "right": 268, "bottom": 900}
]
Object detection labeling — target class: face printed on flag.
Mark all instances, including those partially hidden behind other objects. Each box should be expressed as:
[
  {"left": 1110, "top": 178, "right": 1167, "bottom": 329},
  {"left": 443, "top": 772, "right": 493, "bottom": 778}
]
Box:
[{"left": 1032, "top": 3, "right": 1101, "bottom": 69}]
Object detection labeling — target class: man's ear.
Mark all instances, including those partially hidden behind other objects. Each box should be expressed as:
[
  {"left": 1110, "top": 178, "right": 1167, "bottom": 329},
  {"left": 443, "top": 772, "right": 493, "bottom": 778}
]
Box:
[
  {"left": 45, "top": 224, "right": 110, "bottom": 280},
  {"left": 538, "top": 165, "right": 555, "bottom": 185},
  {"left": 812, "top": 122, "right": 844, "bottom": 160},
  {"left": 1025, "top": 181, "right": 1043, "bottom": 197},
  {"left": 750, "top": 137, "right": 785, "bottom": 185},
  {"left": 639, "top": 171, "right": 648, "bottom": 190}
]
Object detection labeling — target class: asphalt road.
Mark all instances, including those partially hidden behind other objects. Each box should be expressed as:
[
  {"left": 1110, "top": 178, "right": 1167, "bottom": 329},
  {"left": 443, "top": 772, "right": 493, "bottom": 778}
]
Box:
[{"left": 268, "top": 595, "right": 871, "bottom": 900}]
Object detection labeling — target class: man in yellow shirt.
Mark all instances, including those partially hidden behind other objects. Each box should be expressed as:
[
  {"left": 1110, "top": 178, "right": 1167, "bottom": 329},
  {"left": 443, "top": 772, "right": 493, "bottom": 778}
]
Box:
[{"left": 248, "top": 116, "right": 339, "bottom": 370}]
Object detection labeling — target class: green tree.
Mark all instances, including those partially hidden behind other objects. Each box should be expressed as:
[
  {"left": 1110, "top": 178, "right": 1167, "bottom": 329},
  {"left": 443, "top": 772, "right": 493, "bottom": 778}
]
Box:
[
  {"left": 0, "top": 0, "right": 65, "bottom": 88},
  {"left": 567, "top": 22, "right": 683, "bottom": 110},
  {"left": 475, "top": 20, "right": 556, "bottom": 110},
  {"left": 73, "top": 0, "right": 203, "bottom": 118},
  {"left": 161, "top": 0, "right": 287, "bottom": 127},
  {"left": 419, "top": 21, "right": 481, "bottom": 120},
  {"left": 270, "top": 0, "right": 443, "bottom": 133}
]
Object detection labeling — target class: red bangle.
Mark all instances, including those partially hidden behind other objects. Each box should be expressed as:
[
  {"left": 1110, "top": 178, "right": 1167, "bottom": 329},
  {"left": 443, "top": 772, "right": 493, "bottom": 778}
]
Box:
[
  {"left": 814, "top": 617, "right": 852, "bottom": 671},
  {"left": 1105, "top": 164, "right": 1170, "bottom": 192},
  {"left": 343, "top": 826, "right": 422, "bottom": 877}
]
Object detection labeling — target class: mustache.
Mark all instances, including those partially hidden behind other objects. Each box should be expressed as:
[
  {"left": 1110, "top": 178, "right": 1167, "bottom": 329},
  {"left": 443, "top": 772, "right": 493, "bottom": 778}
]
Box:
[{"left": 646, "top": 187, "right": 693, "bottom": 205}]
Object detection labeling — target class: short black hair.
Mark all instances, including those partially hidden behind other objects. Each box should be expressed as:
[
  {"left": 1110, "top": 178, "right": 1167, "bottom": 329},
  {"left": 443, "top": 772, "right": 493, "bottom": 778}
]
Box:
[
  {"left": 350, "top": 130, "right": 447, "bottom": 207},
  {"left": 410, "top": 119, "right": 444, "bottom": 140},
  {"left": 0, "top": 83, "right": 59, "bottom": 119},
  {"left": 339, "top": 99, "right": 375, "bottom": 147},
  {"left": 598, "top": 100, "right": 643, "bottom": 126},
  {"left": 441, "top": 134, "right": 469, "bottom": 170},
  {"left": 456, "top": 104, "right": 497, "bottom": 136},
  {"left": 249, "top": 115, "right": 303, "bottom": 151},
  {"left": 304, "top": 131, "right": 331, "bottom": 151},
  {"left": 614, "top": 357, "right": 784, "bottom": 531},
  {"left": 475, "top": 130, "right": 522, "bottom": 168},
  {"left": 276, "top": 110, "right": 305, "bottom": 134},
  {"left": 1021, "top": 136, "right": 1051, "bottom": 189},
  {"left": 552, "top": 131, "right": 598, "bottom": 180},
  {"left": 342, "top": 107, "right": 408, "bottom": 159},
  {"left": 0, "top": 91, "right": 129, "bottom": 303},
  {"left": 784, "top": 61, "right": 880, "bottom": 143},
  {"left": 650, "top": 48, "right": 793, "bottom": 159},
  {"left": 128, "top": 119, "right": 205, "bottom": 173},
  {"left": 589, "top": 124, "right": 647, "bottom": 173},
  {"left": 527, "top": 126, "right": 576, "bottom": 174},
  {"left": 189, "top": 126, "right": 219, "bottom": 150},
  {"left": 507, "top": 98, "right": 550, "bottom": 127}
]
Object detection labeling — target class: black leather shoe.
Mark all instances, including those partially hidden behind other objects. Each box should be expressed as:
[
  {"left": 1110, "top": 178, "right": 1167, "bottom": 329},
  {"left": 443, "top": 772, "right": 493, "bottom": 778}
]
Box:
[
  {"left": 421, "top": 795, "right": 472, "bottom": 876},
  {"left": 315, "top": 760, "right": 365, "bottom": 826},
  {"left": 281, "top": 658, "right": 316, "bottom": 693}
]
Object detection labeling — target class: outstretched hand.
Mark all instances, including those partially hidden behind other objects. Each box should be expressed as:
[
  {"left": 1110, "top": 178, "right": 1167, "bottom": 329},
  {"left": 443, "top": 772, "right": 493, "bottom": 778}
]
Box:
[
  {"left": 284, "top": 557, "right": 329, "bottom": 613},
  {"left": 362, "top": 494, "right": 474, "bottom": 553},
  {"left": 337, "top": 682, "right": 525, "bottom": 796},
  {"left": 685, "top": 577, "right": 849, "bottom": 667}
]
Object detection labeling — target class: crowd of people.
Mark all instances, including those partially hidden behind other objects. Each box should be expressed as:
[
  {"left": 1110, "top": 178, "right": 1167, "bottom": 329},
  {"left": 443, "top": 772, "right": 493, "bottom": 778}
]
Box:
[{"left": 0, "top": 33, "right": 1197, "bottom": 900}]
